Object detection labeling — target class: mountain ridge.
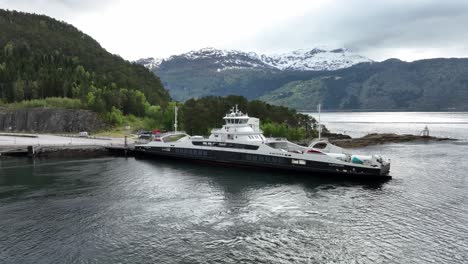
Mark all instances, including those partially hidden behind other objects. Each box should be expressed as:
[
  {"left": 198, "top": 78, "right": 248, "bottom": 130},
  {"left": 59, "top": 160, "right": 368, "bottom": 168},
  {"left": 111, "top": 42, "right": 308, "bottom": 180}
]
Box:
[
  {"left": 136, "top": 47, "right": 372, "bottom": 72},
  {"left": 260, "top": 57, "right": 468, "bottom": 111},
  {"left": 137, "top": 48, "right": 468, "bottom": 111}
]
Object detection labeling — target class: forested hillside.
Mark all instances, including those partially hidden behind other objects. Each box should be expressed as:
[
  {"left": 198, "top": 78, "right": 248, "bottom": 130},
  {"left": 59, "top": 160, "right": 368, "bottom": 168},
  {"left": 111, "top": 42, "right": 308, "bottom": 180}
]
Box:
[
  {"left": 261, "top": 59, "right": 468, "bottom": 110},
  {"left": 145, "top": 48, "right": 468, "bottom": 111},
  {"left": 0, "top": 10, "right": 317, "bottom": 140},
  {"left": 0, "top": 9, "right": 170, "bottom": 117}
]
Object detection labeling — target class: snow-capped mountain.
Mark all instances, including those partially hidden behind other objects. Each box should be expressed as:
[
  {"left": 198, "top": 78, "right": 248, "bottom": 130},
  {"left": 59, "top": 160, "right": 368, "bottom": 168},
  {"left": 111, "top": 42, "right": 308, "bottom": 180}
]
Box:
[
  {"left": 260, "top": 48, "right": 372, "bottom": 71},
  {"left": 135, "top": 57, "right": 164, "bottom": 69},
  {"left": 137, "top": 47, "right": 372, "bottom": 72}
]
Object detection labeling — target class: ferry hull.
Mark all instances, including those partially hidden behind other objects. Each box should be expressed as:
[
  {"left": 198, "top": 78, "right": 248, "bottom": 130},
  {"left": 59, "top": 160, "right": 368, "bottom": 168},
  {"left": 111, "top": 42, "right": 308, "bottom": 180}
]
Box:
[{"left": 135, "top": 146, "right": 391, "bottom": 180}]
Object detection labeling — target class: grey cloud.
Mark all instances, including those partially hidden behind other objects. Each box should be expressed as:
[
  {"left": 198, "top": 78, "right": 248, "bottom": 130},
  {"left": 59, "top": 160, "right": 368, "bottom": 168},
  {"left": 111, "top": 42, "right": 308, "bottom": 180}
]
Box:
[
  {"left": 251, "top": 0, "right": 468, "bottom": 60},
  {"left": 0, "top": 0, "right": 114, "bottom": 17}
]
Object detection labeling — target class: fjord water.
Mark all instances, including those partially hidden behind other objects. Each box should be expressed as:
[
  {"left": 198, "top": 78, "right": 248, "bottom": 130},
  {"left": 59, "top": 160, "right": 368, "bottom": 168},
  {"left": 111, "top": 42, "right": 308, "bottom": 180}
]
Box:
[{"left": 1, "top": 113, "right": 467, "bottom": 263}]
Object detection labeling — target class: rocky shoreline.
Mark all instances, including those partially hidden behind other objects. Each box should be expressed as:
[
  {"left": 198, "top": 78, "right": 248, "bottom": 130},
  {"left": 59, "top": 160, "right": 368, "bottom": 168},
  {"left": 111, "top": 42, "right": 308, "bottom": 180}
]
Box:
[
  {"left": 329, "top": 133, "right": 455, "bottom": 148},
  {"left": 293, "top": 132, "right": 455, "bottom": 148}
]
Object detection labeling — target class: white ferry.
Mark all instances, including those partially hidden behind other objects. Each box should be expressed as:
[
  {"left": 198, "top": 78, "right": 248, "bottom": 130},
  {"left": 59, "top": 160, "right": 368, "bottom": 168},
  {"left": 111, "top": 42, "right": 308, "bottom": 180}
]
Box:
[{"left": 135, "top": 106, "right": 391, "bottom": 179}]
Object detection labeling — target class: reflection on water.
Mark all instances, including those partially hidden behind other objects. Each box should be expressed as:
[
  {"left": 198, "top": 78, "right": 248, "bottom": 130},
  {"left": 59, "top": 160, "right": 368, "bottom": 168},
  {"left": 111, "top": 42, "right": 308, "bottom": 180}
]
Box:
[
  {"left": 1, "top": 112, "right": 468, "bottom": 263},
  {"left": 305, "top": 111, "right": 468, "bottom": 140}
]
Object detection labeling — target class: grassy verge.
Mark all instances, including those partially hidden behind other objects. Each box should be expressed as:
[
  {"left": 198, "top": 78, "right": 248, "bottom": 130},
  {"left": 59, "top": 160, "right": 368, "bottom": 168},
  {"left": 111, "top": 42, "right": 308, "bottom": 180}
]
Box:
[
  {"left": 94, "top": 115, "right": 147, "bottom": 138},
  {"left": 0, "top": 97, "right": 85, "bottom": 109}
]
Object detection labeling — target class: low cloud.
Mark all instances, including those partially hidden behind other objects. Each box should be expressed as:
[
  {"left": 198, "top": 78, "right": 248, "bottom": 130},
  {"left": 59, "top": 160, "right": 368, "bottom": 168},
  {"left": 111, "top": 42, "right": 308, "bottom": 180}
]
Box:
[
  {"left": 0, "top": 0, "right": 114, "bottom": 18},
  {"left": 2, "top": 0, "right": 468, "bottom": 60},
  {"left": 249, "top": 0, "right": 468, "bottom": 60}
]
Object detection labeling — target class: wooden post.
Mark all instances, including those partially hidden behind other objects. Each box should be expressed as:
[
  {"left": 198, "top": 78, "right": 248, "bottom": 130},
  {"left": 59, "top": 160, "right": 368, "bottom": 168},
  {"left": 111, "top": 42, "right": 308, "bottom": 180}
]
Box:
[{"left": 27, "top": 145, "right": 35, "bottom": 158}]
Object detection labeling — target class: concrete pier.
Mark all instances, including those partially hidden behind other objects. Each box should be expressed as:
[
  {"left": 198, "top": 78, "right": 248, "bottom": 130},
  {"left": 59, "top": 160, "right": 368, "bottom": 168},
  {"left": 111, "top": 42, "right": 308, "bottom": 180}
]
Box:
[{"left": 0, "top": 133, "right": 135, "bottom": 158}]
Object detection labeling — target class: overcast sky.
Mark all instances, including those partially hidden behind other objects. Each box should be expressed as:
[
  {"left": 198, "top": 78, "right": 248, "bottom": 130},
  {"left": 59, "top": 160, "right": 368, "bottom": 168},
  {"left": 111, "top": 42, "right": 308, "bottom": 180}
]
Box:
[{"left": 2, "top": 0, "right": 468, "bottom": 61}]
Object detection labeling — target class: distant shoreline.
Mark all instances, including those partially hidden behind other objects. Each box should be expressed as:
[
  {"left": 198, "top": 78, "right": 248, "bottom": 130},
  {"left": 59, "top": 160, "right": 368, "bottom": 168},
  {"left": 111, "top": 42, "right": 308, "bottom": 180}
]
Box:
[{"left": 299, "top": 110, "right": 468, "bottom": 113}]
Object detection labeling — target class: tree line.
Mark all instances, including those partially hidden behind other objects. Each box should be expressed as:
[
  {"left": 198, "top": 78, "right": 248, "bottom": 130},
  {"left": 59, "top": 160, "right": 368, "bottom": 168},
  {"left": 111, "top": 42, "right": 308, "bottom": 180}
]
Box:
[
  {"left": 0, "top": 9, "right": 170, "bottom": 117},
  {"left": 178, "top": 96, "right": 319, "bottom": 140},
  {"left": 0, "top": 9, "right": 320, "bottom": 140}
]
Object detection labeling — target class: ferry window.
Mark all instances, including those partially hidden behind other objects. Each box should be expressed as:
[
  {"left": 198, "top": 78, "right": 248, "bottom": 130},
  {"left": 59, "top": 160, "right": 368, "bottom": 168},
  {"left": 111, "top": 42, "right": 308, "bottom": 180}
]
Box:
[
  {"left": 258, "top": 156, "right": 264, "bottom": 162},
  {"left": 313, "top": 142, "right": 327, "bottom": 149}
]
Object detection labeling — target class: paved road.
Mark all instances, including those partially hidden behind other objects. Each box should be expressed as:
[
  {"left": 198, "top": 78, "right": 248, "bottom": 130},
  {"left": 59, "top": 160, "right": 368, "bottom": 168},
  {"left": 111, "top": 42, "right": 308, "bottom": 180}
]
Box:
[{"left": 0, "top": 133, "right": 132, "bottom": 147}]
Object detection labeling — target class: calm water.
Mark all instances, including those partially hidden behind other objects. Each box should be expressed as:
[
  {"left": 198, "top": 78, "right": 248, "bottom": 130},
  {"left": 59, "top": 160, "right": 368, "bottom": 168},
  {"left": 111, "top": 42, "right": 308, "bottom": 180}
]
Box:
[
  {"left": 1, "top": 112, "right": 467, "bottom": 264},
  {"left": 310, "top": 111, "right": 468, "bottom": 140}
]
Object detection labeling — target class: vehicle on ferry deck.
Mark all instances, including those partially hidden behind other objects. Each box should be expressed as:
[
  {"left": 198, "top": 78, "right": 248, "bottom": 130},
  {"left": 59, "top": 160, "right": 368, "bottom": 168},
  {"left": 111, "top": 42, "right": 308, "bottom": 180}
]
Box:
[{"left": 135, "top": 106, "right": 391, "bottom": 179}]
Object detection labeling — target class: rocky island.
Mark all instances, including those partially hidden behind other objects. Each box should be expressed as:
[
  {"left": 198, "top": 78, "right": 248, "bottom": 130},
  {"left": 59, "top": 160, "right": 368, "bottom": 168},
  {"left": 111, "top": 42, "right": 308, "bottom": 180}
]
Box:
[{"left": 328, "top": 133, "right": 455, "bottom": 148}]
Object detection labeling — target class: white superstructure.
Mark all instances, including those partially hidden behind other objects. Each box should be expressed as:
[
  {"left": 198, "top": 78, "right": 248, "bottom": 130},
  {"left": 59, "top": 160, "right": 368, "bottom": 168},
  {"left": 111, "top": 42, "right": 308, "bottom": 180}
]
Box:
[{"left": 135, "top": 106, "right": 391, "bottom": 179}]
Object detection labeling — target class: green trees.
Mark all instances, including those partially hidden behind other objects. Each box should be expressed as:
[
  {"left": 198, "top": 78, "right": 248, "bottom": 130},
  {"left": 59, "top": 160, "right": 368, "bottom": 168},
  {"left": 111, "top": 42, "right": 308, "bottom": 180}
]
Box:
[
  {"left": 178, "top": 96, "right": 318, "bottom": 140},
  {"left": 0, "top": 9, "right": 170, "bottom": 116},
  {"left": 261, "top": 122, "right": 307, "bottom": 141}
]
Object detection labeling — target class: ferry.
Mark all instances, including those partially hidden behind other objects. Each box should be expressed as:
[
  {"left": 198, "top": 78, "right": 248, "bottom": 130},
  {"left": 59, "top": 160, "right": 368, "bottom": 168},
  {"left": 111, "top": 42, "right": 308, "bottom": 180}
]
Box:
[{"left": 134, "top": 106, "right": 391, "bottom": 179}]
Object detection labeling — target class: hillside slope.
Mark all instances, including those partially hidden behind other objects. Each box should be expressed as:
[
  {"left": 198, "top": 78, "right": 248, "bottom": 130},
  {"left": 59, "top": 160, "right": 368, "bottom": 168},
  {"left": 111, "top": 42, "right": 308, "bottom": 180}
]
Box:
[
  {"left": 137, "top": 47, "right": 371, "bottom": 101},
  {"left": 260, "top": 59, "right": 468, "bottom": 111},
  {"left": 0, "top": 9, "right": 170, "bottom": 111},
  {"left": 139, "top": 47, "right": 468, "bottom": 111}
]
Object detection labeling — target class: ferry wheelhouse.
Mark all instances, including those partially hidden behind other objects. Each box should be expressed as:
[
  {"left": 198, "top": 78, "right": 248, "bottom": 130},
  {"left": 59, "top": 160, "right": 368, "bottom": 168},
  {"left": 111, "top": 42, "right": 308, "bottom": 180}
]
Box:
[{"left": 135, "top": 106, "right": 391, "bottom": 179}]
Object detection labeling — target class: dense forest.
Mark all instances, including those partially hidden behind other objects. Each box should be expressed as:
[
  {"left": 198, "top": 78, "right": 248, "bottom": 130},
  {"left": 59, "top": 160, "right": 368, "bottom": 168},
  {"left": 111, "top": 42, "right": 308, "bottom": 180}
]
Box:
[
  {"left": 261, "top": 58, "right": 468, "bottom": 110},
  {"left": 0, "top": 9, "right": 170, "bottom": 118},
  {"left": 0, "top": 9, "right": 318, "bottom": 140},
  {"left": 179, "top": 96, "right": 318, "bottom": 140}
]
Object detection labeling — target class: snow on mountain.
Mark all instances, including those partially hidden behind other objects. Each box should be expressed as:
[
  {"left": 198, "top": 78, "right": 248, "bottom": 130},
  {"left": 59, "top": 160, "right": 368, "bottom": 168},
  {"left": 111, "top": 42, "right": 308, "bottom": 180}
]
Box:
[
  {"left": 261, "top": 48, "right": 372, "bottom": 71},
  {"left": 135, "top": 57, "right": 163, "bottom": 69},
  {"left": 138, "top": 47, "right": 372, "bottom": 72}
]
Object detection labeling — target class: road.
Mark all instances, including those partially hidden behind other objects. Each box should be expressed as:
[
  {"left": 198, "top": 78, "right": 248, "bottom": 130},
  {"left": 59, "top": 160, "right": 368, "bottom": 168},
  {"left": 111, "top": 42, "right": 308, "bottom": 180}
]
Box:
[{"left": 0, "top": 133, "right": 131, "bottom": 147}]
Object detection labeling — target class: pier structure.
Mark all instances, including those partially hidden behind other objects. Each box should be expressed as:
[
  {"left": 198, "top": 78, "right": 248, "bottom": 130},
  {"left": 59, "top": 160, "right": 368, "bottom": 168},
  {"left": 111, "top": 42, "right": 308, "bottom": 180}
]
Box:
[{"left": 0, "top": 133, "right": 134, "bottom": 158}]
